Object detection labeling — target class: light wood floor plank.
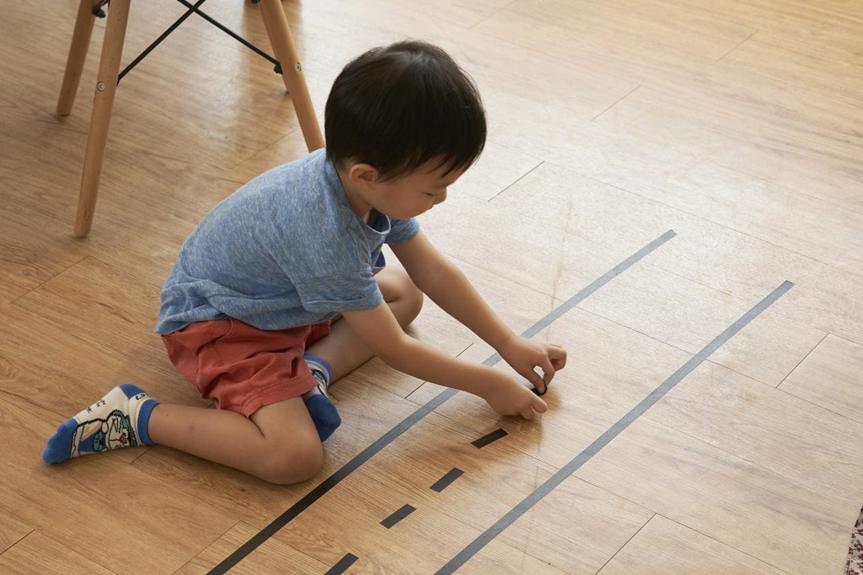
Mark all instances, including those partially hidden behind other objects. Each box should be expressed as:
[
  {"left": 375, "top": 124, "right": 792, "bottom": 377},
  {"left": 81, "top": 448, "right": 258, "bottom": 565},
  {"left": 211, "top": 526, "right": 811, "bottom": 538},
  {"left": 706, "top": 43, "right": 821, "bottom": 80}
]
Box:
[
  {"left": 576, "top": 417, "right": 854, "bottom": 574},
  {"left": 504, "top": 0, "right": 757, "bottom": 61},
  {"left": 596, "top": 514, "right": 787, "bottom": 575},
  {"left": 645, "top": 361, "right": 863, "bottom": 500},
  {"left": 0, "top": 530, "right": 116, "bottom": 575},
  {"left": 175, "top": 521, "right": 327, "bottom": 575},
  {"left": 780, "top": 334, "right": 863, "bottom": 424},
  {"left": 488, "top": 159, "right": 863, "bottom": 348}
]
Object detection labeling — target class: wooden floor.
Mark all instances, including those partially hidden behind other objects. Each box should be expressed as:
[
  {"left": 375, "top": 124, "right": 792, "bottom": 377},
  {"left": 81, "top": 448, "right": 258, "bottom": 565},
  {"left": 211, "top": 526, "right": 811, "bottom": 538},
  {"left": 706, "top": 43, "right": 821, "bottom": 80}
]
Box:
[{"left": 2, "top": 0, "right": 862, "bottom": 573}]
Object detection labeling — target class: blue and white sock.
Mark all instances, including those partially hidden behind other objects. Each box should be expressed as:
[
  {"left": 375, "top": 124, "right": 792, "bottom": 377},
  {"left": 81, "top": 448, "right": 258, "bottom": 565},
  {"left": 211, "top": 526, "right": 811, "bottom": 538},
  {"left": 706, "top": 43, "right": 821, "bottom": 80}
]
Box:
[
  {"left": 301, "top": 354, "right": 340, "bottom": 441},
  {"left": 303, "top": 354, "right": 333, "bottom": 398},
  {"left": 42, "top": 383, "right": 159, "bottom": 464}
]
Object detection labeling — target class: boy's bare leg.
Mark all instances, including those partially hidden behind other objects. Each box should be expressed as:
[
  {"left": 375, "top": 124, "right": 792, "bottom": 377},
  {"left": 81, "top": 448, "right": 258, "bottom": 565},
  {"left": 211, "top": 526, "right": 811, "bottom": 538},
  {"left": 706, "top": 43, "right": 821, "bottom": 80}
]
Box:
[
  {"left": 148, "top": 396, "right": 323, "bottom": 484},
  {"left": 43, "top": 384, "right": 324, "bottom": 484},
  {"left": 306, "top": 267, "right": 423, "bottom": 381}
]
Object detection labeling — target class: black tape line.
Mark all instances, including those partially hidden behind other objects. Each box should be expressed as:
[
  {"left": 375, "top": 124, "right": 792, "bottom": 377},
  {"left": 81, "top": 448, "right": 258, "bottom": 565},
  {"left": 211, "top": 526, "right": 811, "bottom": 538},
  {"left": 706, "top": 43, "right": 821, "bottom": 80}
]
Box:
[
  {"left": 431, "top": 468, "right": 464, "bottom": 492},
  {"left": 206, "top": 230, "right": 676, "bottom": 574},
  {"left": 325, "top": 553, "right": 358, "bottom": 574},
  {"left": 472, "top": 428, "right": 508, "bottom": 448},
  {"left": 436, "top": 280, "right": 794, "bottom": 574},
  {"left": 381, "top": 504, "right": 416, "bottom": 528}
]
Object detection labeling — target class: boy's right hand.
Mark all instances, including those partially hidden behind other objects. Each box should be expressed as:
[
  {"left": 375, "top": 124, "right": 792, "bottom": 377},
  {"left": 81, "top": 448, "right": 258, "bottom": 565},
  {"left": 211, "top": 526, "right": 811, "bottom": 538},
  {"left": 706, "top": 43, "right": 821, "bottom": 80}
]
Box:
[{"left": 480, "top": 368, "right": 548, "bottom": 420}]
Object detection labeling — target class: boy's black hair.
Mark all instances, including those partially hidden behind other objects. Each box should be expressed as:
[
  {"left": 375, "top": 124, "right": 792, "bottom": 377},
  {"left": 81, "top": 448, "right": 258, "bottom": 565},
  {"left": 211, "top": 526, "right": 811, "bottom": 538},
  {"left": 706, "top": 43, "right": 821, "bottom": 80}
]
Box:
[{"left": 325, "top": 40, "right": 486, "bottom": 181}]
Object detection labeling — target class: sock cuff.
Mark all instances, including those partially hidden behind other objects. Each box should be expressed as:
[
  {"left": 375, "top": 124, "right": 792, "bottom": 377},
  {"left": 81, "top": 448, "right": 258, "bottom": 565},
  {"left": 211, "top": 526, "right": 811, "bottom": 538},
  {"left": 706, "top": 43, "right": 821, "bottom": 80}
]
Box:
[
  {"left": 304, "top": 354, "right": 332, "bottom": 383},
  {"left": 136, "top": 399, "right": 159, "bottom": 446}
]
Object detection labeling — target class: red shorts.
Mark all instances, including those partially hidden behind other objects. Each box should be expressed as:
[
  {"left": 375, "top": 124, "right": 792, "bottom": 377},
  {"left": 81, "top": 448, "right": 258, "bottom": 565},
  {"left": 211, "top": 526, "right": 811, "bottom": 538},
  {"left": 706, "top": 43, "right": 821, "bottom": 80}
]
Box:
[{"left": 162, "top": 318, "right": 331, "bottom": 417}]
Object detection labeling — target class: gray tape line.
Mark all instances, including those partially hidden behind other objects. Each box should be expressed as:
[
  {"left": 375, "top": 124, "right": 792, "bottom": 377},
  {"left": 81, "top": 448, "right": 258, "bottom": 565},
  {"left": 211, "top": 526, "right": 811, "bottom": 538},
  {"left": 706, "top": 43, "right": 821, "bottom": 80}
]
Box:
[
  {"left": 431, "top": 468, "right": 465, "bottom": 492},
  {"left": 325, "top": 553, "right": 358, "bottom": 574},
  {"left": 484, "top": 229, "right": 678, "bottom": 365},
  {"left": 207, "top": 230, "right": 676, "bottom": 574},
  {"left": 436, "top": 280, "right": 794, "bottom": 574}
]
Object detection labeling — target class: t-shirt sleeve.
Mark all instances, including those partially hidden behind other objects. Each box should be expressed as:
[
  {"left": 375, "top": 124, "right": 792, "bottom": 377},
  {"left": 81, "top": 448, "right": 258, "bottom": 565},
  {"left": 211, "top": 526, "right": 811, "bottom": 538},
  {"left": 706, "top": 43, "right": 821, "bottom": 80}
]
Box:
[
  {"left": 386, "top": 217, "right": 420, "bottom": 245},
  {"left": 293, "top": 269, "right": 383, "bottom": 313}
]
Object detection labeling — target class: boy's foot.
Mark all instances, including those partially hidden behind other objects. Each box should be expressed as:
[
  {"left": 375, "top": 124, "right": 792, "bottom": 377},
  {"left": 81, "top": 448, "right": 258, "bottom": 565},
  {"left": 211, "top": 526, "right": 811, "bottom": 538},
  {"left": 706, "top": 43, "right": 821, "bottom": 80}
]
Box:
[
  {"left": 42, "top": 384, "right": 159, "bottom": 464},
  {"left": 302, "top": 354, "right": 341, "bottom": 441}
]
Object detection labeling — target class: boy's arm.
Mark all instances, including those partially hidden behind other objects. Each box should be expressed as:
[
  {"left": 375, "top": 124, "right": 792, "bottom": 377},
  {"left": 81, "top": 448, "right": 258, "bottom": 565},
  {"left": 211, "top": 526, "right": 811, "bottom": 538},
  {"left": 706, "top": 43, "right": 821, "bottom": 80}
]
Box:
[
  {"left": 340, "top": 302, "right": 548, "bottom": 419},
  {"left": 391, "top": 231, "right": 566, "bottom": 392}
]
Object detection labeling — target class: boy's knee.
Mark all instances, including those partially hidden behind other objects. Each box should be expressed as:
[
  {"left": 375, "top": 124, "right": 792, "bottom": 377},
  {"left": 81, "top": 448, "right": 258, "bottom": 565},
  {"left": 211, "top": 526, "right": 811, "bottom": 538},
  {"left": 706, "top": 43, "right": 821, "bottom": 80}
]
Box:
[{"left": 259, "top": 436, "right": 324, "bottom": 485}]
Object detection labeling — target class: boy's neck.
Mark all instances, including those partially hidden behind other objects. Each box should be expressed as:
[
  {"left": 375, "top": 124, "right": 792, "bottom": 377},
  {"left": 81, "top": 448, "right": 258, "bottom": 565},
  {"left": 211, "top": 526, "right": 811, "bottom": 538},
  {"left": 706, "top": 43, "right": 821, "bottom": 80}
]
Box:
[{"left": 335, "top": 164, "right": 373, "bottom": 223}]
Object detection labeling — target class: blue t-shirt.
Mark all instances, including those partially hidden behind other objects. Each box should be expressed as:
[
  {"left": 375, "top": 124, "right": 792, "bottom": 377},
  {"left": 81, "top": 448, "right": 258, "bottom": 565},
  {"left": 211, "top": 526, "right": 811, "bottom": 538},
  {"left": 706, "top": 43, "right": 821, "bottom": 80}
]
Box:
[{"left": 155, "top": 149, "right": 419, "bottom": 335}]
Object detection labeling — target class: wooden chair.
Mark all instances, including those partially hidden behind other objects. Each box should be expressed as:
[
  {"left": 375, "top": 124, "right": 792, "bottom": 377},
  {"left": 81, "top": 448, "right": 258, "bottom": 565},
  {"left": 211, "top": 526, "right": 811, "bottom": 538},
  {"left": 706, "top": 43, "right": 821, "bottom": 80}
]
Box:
[{"left": 57, "top": 0, "right": 324, "bottom": 237}]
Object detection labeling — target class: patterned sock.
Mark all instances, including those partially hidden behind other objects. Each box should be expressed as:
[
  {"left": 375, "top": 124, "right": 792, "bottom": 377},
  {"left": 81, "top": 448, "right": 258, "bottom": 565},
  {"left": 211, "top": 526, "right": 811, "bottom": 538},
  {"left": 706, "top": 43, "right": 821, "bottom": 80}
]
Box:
[
  {"left": 303, "top": 354, "right": 333, "bottom": 397},
  {"left": 302, "top": 354, "right": 340, "bottom": 441},
  {"left": 42, "top": 384, "right": 159, "bottom": 464}
]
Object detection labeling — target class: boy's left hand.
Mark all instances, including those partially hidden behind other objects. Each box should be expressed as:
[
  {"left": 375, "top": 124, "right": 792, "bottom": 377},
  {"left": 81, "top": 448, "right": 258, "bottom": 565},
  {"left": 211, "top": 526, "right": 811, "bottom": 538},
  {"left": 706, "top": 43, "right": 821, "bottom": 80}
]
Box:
[{"left": 499, "top": 336, "right": 568, "bottom": 395}]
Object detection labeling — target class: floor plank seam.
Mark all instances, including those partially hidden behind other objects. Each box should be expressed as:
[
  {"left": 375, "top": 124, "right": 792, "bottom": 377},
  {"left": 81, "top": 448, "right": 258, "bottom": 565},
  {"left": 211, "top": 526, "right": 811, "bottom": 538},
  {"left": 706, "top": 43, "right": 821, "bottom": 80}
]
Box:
[
  {"left": 171, "top": 520, "right": 243, "bottom": 575},
  {"left": 219, "top": 128, "right": 301, "bottom": 174},
  {"left": 655, "top": 512, "right": 794, "bottom": 574},
  {"left": 0, "top": 527, "right": 35, "bottom": 557},
  {"left": 716, "top": 29, "right": 759, "bottom": 62},
  {"left": 565, "top": 474, "right": 657, "bottom": 515},
  {"left": 467, "top": 0, "right": 519, "bottom": 31},
  {"left": 591, "top": 85, "right": 641, "bottom": 122},
  {"left": 127, "top": 446, "right": 154, "bottom": 465},
  {"left": 775, "top": 332, "right": 830, "bottom": 388},
  {"left": 8, "top": 255, "right": 91, "bottom": 307},
  {"left": 591, "top": 513, "right": 656, "bottom": 575},
  {"left": 487, "top": 161, "right": 544, "bottom": 202},
  {"left": 774, "top": 386, "right": 863, "bottom": 427},
  {"left": 835, "top": 333, "right": 863, "bottom": 349}
]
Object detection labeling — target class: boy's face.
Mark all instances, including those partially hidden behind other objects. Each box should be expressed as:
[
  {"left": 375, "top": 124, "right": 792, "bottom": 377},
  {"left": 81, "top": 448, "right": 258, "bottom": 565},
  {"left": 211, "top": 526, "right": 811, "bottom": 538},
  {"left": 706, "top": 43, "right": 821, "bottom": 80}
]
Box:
[{"left": 350, "top": 159, "right": 464, "bottom": 219}]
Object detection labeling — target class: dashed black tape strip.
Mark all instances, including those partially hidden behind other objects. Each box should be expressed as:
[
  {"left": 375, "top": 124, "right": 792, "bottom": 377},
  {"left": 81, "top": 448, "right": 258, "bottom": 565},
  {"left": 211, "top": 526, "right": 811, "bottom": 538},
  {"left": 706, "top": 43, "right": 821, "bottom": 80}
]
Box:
[
  {"left": 472, "top": 428, "right": 508, "bottom": 448},
  {"left": 380, "top": 504, "right": 416, "bottom": 528},
  {"left": 325, "top": 553, "right": 358, "bottom": 574},
  {"left": 431, "top": 468, "right": 464, "bottom": 492}
]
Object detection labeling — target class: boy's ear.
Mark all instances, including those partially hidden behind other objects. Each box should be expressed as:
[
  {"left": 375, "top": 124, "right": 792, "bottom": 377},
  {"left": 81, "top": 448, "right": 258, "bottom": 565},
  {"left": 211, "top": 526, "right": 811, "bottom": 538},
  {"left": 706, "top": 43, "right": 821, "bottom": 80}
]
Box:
[{"left": 348, "top": 163, "right": 380, "bottom": 186}]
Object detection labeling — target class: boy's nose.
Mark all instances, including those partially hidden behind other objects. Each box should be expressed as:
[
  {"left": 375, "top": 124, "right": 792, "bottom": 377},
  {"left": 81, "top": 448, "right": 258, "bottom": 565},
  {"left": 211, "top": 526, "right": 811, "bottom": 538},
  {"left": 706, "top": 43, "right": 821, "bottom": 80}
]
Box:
[{"left": 434, "top": 190, "right": 447, "bottom": 204}]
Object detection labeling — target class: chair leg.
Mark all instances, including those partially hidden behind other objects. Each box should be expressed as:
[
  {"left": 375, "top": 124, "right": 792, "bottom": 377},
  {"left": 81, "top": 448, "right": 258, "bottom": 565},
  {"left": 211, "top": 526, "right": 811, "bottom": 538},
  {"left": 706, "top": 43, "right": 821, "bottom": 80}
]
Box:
[
  {"left": 57, "top": 0, "right": 102, "bottom": 117},
  {"left": 74, "top": 0, "right": 131, "bottom": 238},
  {"left": 258, "top": 0, "right": 324, "bottom": 152}
]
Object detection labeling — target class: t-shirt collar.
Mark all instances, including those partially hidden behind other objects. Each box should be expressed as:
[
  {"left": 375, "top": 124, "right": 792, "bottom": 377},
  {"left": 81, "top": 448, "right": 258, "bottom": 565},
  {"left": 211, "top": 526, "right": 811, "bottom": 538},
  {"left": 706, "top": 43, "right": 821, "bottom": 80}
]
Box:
[{"left": 322, "top": 150, "right": 392, "bottom": 245}]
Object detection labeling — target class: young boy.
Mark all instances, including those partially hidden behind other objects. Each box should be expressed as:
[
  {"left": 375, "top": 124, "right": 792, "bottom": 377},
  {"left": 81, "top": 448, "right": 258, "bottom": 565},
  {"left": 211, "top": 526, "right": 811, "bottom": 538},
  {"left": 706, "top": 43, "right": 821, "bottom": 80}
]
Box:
[{"left": 43, "top": 40, "right": 567, "bottom": 485}]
